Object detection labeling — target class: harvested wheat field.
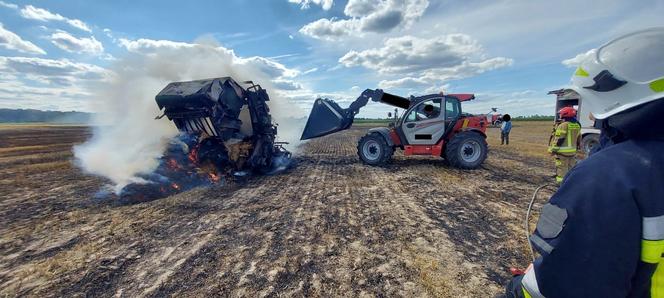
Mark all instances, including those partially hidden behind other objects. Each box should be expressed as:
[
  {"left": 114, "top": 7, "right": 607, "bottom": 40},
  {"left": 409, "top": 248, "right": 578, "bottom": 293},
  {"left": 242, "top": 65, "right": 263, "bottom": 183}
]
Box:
[{"left": 0, "top": 121, "right": 559, "bottom": 297}]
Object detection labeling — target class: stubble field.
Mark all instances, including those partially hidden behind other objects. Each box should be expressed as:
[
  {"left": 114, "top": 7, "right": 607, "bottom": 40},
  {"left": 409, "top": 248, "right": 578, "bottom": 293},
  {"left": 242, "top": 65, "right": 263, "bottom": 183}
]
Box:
[{"left": 0, "top": 121, "right": 557, "bottom": 297}]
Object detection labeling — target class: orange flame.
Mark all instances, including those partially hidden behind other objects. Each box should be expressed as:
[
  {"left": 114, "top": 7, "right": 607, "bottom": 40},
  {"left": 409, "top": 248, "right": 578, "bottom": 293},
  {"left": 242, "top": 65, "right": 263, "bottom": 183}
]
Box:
[
  {"left": 208, "top": 172, "right": 221, "bottom": 183},
  {"left": 166, "top": 158, "right": 180, "bottom": 170},
  {"left": 188, "top": 145, "right": 199, "bottom": 164}
]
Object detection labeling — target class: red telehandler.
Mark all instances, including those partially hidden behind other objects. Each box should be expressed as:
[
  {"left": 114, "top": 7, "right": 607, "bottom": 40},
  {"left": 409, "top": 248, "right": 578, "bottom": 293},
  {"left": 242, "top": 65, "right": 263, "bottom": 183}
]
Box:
[{"left": 300, "top": 89, "right": 489, "bottom": 169}]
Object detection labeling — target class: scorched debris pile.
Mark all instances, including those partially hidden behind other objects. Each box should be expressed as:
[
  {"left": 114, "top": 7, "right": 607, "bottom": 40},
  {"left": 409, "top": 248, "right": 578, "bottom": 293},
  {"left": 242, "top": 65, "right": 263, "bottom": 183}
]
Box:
[
  {"left": 121, "top": 77, "right": 292, "bottom": 199},
  {"left": 156, "top": 77, "right": 292, "bottom": 173}
]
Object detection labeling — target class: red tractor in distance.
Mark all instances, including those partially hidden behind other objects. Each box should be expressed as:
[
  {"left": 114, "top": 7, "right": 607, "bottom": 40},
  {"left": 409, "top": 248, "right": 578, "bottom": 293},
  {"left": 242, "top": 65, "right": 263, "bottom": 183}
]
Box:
[
  {"left": 300, "top": 89, "right": 489, "bottom": 169},
  {"left": 486, "top": 108, "right": 504, "bottom": 127}
]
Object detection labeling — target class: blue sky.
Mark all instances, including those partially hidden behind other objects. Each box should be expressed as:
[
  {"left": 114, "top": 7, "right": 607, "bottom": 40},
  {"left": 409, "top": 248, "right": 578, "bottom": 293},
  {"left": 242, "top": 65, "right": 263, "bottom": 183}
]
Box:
[{"left": 0, "top": 0, "right": 662, "bottom": 117}]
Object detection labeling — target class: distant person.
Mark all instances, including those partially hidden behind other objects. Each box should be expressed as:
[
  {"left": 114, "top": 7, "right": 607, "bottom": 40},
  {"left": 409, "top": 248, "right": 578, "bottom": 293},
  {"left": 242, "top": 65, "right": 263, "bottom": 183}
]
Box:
[
  {"left": 548, "top": 107, "right": 580, "bottom": 183},
  {"left": 500, "top": 114, "right": 512, "bottom": 145}
]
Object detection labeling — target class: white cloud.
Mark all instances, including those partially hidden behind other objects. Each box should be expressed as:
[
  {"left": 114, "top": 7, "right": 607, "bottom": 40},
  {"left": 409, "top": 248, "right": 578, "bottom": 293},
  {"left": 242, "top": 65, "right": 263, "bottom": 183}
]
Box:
[
  {"left": 339, "top": 34, "right": 512, "bottom": 90},
  {"left": 340, "top": 34, "right": 481, "bottom": 73},
  {"left": 299, "top": 18, "right": 359, "bottom": 40},
  {"left": 118, "top": 38, "right": 197, "bottom": 52},
  {"left": 288, "top": 0, "right": 333, "bottom": 10},
  {"left": 302, "top": 67, "right": 318, "bottom": 75},
  {"left": 0, "top": 56, "right": 109, "bottom": 86},
  {"left": 0, "top": 23, "right": 46, "bottom": 55},
  {"left": 0, "top": 56, "right": 109, "bottom": 111},
  {"left": 272, "top": 79, "right": 303, "bottom": 90},
  {"left": 299, "top": 0, "right": 428, "bottom": 40},
  {"left": 19, "top": 5, "right": 91, "bottom": 32},
  {"left": 237, "top": 56, "right": 300, "bottom": 78},
  {"left": 50, "top": 31, "right": 104, "bottom": 55},
  {"left": 0, "top": 1, "right": 17, "bottom": 9},
  {"left": 377, "top": 77, "right": 429, "bottom": 89},
  {"left": 118, "top": 38, "right": 300, "bottom": 80},
  {"left": 379, "top": 57, "right": 513, "bottom": 89},
  {"left": 562, "top": 49, "right": 596, "bottom": 67}
]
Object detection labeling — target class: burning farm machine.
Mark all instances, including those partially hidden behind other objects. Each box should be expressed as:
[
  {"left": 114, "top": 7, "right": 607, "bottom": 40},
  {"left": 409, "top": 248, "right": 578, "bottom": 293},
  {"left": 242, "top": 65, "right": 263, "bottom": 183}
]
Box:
[
  {"left": 155, "top": 77, "right": 292, "bottom": 181},
  {"left": 301, "top": 89, "right": 489, "bottom": 169}
]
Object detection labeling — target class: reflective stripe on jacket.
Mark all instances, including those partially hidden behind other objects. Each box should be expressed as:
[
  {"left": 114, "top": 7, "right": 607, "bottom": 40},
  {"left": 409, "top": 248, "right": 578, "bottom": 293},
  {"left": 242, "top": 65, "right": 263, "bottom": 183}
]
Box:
[
  {"left": 548, "top": 121, "right": 580, "bottom": 155},
  {"left": 516, "top": 139, "right": 664, "bottom": 297}
]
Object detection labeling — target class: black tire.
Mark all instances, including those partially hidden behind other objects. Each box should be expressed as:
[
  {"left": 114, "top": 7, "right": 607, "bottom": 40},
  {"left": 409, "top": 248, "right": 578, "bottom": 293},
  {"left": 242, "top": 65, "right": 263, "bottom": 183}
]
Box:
[
  {"left": 357, "top": 133, "right": 393, "bottom": 166},
  {"left": 581, "top": 134, "right": 600, "bottom": 155},
  {"left": 444, "top": 131, "right": 488, "bottom": 169}
]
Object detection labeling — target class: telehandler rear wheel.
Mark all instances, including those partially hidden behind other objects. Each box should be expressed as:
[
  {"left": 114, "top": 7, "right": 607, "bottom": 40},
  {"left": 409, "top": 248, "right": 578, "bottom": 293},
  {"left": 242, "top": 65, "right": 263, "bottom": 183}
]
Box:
[
  {"left": 445, "top": 131, "right": 487, "bottom": 169},
  {"left": 357, "top": 133, "right": 393, "bottom": 166}
]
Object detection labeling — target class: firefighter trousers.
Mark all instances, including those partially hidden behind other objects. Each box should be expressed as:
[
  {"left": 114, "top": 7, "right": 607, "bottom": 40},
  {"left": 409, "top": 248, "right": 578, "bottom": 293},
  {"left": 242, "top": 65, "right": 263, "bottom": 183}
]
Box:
[{"left": 554, "top": 154, "right": 576, "bottom": 183}]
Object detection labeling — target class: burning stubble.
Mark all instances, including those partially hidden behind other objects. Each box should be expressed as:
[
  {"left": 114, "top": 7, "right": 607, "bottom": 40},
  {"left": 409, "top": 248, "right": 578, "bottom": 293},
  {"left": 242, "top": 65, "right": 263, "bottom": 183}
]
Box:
[{"left": 73, "top": 39, "right": 305, "bottom": 194}]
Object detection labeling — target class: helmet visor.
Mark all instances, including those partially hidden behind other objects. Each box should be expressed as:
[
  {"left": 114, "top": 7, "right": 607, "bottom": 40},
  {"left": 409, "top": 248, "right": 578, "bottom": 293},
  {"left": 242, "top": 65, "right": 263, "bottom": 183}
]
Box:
[{"left": 598, "top": 28, "right": 664, "bottom": 83}]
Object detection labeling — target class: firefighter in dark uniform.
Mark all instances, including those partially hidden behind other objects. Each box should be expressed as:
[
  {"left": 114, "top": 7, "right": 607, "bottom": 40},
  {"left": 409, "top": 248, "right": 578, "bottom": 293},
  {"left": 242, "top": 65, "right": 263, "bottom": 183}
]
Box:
[
  {"left": 505, "top": 28, "right": 664, "bottom": 297},
  {"left": 548, "top": 107, "right": 581, "bottom": 183}
]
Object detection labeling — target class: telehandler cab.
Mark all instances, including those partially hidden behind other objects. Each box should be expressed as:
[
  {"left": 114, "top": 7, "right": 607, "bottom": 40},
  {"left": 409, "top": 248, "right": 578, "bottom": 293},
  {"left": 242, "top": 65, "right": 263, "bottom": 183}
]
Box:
[{"left": 301, "top": 89, "right": 489, "bottom": 169}]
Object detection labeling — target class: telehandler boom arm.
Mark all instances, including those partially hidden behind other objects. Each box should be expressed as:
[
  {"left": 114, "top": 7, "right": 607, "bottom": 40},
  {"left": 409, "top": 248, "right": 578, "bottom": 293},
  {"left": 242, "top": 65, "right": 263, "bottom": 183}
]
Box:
[{"left": 300, "top": 89, "right": 410, "bottom": 140}]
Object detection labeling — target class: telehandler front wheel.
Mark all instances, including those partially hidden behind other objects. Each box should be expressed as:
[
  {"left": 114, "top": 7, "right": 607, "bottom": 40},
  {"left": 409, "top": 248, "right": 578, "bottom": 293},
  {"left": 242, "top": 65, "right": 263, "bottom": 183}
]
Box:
[
  {"left": 357, "top": 133, "right": 393, "bottom": 166},
  {"left": 445, "top": 131, "right": 487, "bottom": 169}
]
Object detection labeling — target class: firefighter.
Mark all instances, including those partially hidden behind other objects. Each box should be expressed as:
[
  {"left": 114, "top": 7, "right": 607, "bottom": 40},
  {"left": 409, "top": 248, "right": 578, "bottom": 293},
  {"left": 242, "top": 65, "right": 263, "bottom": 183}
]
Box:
[
  {"left": 548, "top": 107, "right": 580, "bottom": 183},
  {"left": 505, "top": 27, "right": 664, "bottom": 297}
]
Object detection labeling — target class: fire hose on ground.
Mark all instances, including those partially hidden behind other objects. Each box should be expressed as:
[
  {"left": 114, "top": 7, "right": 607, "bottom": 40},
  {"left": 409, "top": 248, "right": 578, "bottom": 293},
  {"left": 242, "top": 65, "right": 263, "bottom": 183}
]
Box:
[{"left": 524, "top": 183, "right": 557, "bottom": 262}]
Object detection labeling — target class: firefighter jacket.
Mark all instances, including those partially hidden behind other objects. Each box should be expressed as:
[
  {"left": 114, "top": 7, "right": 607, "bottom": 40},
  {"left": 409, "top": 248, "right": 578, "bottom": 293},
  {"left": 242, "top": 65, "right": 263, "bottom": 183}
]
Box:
[
  {"left": 506, "top": 99, "right": 664, "bottom": 298},
  {"left": 548, "top": 120, "right": 581, "bottom": 156}
]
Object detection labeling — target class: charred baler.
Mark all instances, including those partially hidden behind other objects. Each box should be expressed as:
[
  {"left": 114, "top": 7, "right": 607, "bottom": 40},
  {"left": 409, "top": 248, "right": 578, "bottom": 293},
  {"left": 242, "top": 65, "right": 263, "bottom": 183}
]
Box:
[{"left": 155, "top": 77, "right": 291, "bottom": 174}]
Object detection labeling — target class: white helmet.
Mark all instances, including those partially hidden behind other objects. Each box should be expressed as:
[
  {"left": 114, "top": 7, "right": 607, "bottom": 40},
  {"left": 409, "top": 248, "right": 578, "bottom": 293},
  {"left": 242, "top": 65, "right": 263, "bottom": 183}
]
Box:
[{"left": 569, "top": 27, "right": 664, "bottom": 120}]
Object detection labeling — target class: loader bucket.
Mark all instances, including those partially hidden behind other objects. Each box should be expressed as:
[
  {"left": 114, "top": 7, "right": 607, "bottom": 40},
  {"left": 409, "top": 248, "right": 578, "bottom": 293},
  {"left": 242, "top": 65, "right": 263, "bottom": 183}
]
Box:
[{"left": 300, "top": 98, "right": 351, "bottom": 140}]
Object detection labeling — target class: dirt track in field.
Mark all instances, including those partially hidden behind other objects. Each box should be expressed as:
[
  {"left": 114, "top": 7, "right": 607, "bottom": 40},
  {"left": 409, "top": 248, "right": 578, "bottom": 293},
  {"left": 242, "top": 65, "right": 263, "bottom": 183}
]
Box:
[{"left": 0, "top": 122, "right": 557, "bottom": 297}]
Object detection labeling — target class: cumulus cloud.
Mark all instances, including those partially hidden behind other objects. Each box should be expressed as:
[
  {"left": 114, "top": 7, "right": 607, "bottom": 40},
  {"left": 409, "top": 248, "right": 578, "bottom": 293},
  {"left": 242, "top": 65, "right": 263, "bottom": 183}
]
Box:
[
  {"left": 0, "top": 1, "right": 17, "bottom": 9},
  {"left": 338, "top": 34, "right": 512, "bottom": 90},
  {"left": 562, "top": 49, "right": 596, "bottom": 67},
  {"left": 0, "top": 23, "right": 46, "bottom": 54},
  {"left": 20, "top": 5, "right": 91, "bottom": 32},
  {"left": 299, "top": 18, "right": 359, "bottom": 40},
  {"left": 379, "top": 57, "right": 513, "bottom": 89},
  {"left": 0, "top": 56, "right": 107, "bottom": 111},
  {"left": 118, "top": 38, "right": 300, "bottom": 79},
  {"left": 340, "top": 34, "right": 481, "bottom": 73},
  {"left": 50, "top": 31, "right": 104, "bottom": 55},
  {"left": 118, "top": 38, "right": 196, "bottom": 52},
  {"left": 289, "top": 0, "right": 333, "bottom": 10},
  {"left": 0, "top": 56, "right": 109, "bottom": 86},
  {"left": 272, "top": 79, "right": 303, "bottom": 90},
  {"left": 299, "top": 0, "right": 428, "bottom": 40}
]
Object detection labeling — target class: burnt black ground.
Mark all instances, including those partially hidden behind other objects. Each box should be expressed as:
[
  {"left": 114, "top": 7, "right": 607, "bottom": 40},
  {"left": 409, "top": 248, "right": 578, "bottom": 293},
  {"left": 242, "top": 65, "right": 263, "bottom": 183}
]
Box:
[{"left": 0, "top": 122, "right": 556, "bottom": 297}]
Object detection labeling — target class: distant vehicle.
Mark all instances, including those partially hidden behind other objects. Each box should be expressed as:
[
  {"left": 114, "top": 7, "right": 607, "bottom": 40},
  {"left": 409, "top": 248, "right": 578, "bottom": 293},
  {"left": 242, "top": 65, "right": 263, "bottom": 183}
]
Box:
[
  {"left": 548, "top": 89, "right": 600, "bottom": 154},
  {"left": 485, "top": 108, "right": 503, "bottom": 127},
  {"left": 300, "top": 89, "right": 489, "bottom": 169}
]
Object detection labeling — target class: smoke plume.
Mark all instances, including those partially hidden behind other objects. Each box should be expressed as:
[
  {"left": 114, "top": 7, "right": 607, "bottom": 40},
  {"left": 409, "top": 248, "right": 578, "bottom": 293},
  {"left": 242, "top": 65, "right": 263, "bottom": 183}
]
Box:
[{"left": 74, "top": 38, "right": 305, "bottom": 193}]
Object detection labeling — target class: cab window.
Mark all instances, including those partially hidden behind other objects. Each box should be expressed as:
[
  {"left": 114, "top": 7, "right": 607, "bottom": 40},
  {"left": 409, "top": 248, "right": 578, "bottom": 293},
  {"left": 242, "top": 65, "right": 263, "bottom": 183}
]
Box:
[
  {"left": 445, "top": 98, "right": 460, "bottom": 119},
  {"left": 405, "top": 99, "right": 441, "bottom": 122}
]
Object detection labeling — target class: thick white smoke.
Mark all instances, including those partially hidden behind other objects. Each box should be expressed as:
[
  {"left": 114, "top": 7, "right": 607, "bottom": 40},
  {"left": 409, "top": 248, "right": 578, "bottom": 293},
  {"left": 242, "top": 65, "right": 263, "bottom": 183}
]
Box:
[{"left": 74, "top": 38, "right": 305, "bottom": 193}]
